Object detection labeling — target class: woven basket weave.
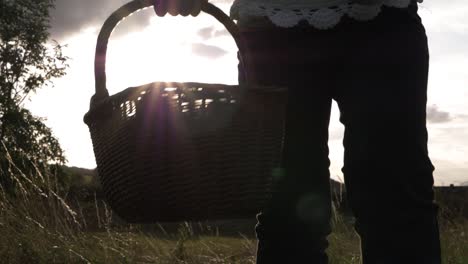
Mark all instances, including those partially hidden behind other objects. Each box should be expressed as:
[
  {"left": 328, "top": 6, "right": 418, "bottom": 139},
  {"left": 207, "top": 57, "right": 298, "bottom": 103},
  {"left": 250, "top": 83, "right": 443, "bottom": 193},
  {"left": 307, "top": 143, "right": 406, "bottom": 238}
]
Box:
[{"left": 84, "top": 0, "right": 287, "bottom": 223}]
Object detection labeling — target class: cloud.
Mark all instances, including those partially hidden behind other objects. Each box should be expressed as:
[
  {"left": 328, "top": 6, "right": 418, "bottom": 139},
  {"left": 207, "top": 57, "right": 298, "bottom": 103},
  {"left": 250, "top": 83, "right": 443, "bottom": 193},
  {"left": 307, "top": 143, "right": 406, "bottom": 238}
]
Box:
[
  {"left": 197, "top": 26, "right": 230, "bottom": 40},
  {"left": 50, "top": 0, "right": 153, "bottom": 39},
  {"left": 191, "top": 43, "right": 228, "bottom": 59},
  {"left": 418, "top": 2, "right": 468, "bottom": 59},
  {"left": 49, "top": 0, "right": 236, "bottom": 40},
  {"left": 197, "top": 27, "right": 215, "bottom": 40},
  {"left": 427, "top": 105, "right": 453, "bottom": 123},
  {"left": 455, "top": 114, "right": 468, "bottom": 120},
  {"left": 214, "top": 28, "right": 230, "bottom": 38},
  {"left": 431, "top": 159, "right": 468, "bottom": 186}
]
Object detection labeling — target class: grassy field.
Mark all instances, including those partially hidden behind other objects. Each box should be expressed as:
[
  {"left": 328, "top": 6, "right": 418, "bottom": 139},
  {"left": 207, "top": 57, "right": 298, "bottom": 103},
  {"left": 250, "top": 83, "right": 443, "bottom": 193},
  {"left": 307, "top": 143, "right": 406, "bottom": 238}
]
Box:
[{"left": 0, "top": 167, "right": 467, "bottom": 263}]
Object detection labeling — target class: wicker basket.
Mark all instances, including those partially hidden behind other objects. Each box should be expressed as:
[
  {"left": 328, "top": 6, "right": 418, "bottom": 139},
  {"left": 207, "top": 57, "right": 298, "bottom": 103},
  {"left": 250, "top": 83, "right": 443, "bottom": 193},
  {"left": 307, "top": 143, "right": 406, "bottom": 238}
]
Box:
[{"left": 84, "top": 0, "right": 288, "bottom": 223}]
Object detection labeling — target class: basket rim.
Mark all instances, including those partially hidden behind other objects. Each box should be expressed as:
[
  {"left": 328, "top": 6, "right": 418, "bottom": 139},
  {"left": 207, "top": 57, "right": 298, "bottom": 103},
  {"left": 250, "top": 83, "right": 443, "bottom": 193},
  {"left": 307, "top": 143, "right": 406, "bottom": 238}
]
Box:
[{"left": 84, "top": 81, "right": 287, "bottom": 125}]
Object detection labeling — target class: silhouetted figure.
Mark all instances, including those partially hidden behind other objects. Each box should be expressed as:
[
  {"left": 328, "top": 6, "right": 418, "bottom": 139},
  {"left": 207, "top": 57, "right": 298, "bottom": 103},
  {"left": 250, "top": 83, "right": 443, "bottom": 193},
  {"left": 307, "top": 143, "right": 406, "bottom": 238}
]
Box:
[{"left": 156, "top": 0, "right": 441, "bottom": 263}]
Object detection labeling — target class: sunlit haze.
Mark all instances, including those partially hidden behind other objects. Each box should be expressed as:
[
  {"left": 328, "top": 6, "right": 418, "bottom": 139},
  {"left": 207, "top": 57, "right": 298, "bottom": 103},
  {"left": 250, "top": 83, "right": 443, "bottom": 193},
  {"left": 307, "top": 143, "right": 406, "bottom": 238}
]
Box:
[{"left": 26, "top": 0, "right": 468, "bottom": 186}]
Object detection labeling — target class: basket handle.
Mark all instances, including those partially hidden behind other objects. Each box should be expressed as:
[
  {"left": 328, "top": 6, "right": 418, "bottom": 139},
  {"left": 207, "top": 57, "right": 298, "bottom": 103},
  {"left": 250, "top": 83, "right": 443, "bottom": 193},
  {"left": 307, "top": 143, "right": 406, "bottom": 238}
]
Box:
[{"left": 94, "top": 0, "right": 241, "bottom": 101}]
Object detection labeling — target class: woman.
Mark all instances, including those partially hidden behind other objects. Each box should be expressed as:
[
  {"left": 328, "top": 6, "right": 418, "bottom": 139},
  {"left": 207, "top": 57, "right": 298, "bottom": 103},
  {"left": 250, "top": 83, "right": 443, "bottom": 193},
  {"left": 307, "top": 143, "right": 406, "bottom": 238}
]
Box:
[{"left": 155, "top": 1, "right": 441, "bottom": 263}]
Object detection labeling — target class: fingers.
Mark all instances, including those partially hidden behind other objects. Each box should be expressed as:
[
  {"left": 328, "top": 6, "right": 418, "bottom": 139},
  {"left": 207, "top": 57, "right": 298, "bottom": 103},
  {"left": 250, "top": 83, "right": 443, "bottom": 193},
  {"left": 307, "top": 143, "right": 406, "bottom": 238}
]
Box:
[
  {"left": 190, "top": 0, "right": 202, "bottom": 17},
  {"left": 179, "top": 0, "right": 192, "bottom": 17},
  {"left": 167, "top": 0, "right": 179, "bottom": 16},
  {"left": 154, "top": 0, "right": 168, "bottom": 17},
  {"left": 154, "top": 0, "right": 204, "bottom": 17}
]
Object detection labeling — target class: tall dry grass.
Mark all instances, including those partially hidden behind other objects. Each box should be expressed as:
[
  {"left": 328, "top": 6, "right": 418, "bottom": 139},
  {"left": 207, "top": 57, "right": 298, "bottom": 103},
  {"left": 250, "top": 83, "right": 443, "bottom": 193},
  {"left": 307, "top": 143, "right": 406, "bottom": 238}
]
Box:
[{"left": 0, "top": 147, "right": 467, "bottom": 263}]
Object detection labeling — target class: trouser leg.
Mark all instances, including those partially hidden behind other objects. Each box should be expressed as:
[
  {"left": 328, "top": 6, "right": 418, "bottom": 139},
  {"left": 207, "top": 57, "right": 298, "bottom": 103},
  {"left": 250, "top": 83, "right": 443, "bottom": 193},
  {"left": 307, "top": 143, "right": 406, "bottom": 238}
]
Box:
[
  {"left": 239, "top": 27, "right": 335, "bottom": 264},
  {"left": 335, "top": 5, "right": 441, "bottom": 264},
  {"left": 254, "top": 91, "right": 332, "bottom": 264}
]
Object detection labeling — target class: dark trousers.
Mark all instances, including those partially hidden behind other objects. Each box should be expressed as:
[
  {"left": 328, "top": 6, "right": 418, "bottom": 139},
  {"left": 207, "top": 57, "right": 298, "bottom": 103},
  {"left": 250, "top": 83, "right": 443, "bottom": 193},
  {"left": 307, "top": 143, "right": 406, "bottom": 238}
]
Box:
[{"left": 238, "top": 3, "right": 441, "bottom": 264}]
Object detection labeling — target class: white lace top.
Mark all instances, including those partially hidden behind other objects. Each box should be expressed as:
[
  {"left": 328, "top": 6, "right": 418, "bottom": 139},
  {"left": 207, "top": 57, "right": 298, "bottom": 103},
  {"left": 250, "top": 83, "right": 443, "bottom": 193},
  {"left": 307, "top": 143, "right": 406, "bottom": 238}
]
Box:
[{"left": 230, "top": 0, "right": 423, "bottom": 29}]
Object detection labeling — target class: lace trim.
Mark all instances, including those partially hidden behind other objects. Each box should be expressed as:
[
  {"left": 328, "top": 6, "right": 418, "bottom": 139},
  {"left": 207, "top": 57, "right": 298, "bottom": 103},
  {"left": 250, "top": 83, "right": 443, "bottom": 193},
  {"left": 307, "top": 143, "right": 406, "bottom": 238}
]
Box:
[{"left": 231, "top": 0, "right": 422, "bottom": 29}]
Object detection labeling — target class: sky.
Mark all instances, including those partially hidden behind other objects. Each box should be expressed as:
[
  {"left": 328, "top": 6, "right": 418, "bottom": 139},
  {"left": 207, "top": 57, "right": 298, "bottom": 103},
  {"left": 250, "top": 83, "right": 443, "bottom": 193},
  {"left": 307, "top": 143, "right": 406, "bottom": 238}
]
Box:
[{"left": 26, "top": 0, "right": 468, "bottom": 186}]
